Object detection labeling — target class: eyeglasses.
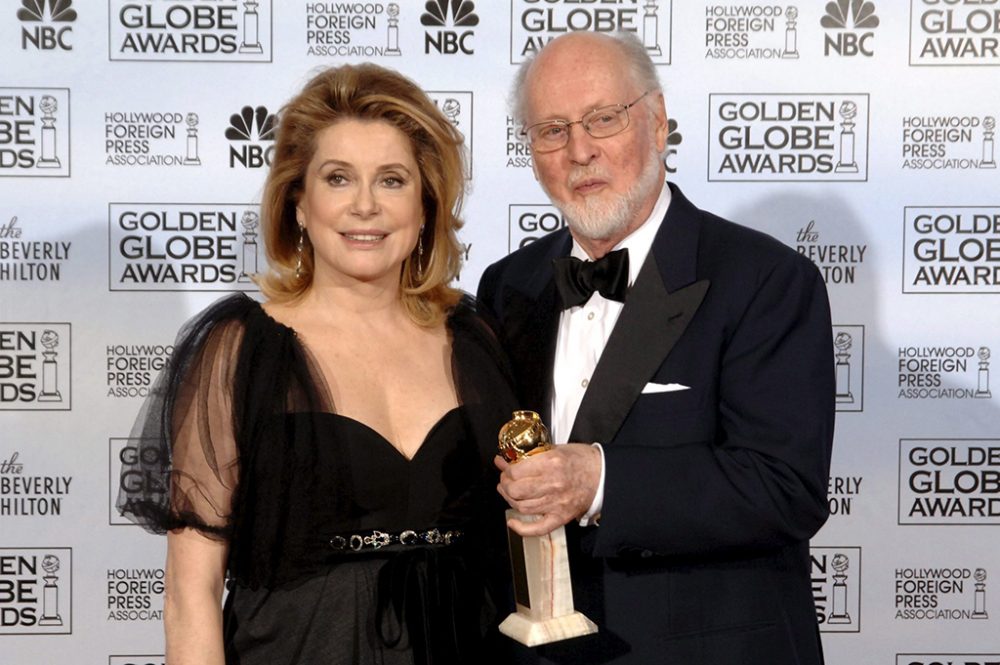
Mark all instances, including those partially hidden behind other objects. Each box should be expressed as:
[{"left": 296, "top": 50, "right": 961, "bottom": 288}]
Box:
[{"left": 520, "top": 91, "right": 651, "bottom": 153}]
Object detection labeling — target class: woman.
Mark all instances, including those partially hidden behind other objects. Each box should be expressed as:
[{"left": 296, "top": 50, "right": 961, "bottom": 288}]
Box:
[{"left": 119, "top": 63, "right": 516, "bottom": 664}]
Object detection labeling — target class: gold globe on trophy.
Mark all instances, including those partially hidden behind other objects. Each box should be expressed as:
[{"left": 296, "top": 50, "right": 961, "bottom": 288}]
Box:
[{"left": 498, "top": 410, "right": 553, "bottom": 463}]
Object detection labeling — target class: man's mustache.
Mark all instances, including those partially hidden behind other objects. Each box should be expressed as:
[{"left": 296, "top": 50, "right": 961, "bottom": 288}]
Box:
[{"left": 567, "top": 168, "right": 610, "bottom": 189}]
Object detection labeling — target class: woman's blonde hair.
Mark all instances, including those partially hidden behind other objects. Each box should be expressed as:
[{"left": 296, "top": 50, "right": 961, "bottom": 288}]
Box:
[{"left": 258, "top": 63, "right": 465, "bottom": 326}]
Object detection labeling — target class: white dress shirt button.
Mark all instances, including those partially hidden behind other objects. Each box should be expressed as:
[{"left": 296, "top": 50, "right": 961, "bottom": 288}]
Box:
[{"left": 550, "top": 179, "right": 671, "bottom": 526}]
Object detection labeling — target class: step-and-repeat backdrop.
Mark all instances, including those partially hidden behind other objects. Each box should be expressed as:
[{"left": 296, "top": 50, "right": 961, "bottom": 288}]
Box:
[{"left": 2, "top": 2, "right": 999, "bottom": 663}]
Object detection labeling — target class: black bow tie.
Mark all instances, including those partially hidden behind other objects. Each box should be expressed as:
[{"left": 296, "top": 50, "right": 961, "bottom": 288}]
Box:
[{"left": 552, "top": 248, "right": 630, "bottom": 309}]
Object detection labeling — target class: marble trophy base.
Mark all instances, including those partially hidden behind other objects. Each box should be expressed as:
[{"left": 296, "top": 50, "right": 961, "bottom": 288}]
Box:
[{"left": 499, "top": 509, "right": 598, "bottom": 646}]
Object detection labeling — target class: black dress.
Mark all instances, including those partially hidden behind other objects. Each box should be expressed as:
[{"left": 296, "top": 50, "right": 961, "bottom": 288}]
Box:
[{"left": 118, "top": 293, "right": 517, "bottom": 665}]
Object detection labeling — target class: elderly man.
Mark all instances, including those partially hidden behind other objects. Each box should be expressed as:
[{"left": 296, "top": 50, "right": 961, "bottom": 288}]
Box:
[{"left": 478, "top": 31, "right": 835, "bottom": 664}]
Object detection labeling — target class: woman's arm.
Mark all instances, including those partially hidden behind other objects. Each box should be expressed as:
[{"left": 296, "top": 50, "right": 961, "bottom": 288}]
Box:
[{"left": 164, "top": 528, "right": 229, "bottom": 665}]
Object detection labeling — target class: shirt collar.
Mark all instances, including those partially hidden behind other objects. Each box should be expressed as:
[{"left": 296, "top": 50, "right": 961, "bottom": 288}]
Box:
[{"left": 570, "top": 179, "right": 672, "bottom": 287}]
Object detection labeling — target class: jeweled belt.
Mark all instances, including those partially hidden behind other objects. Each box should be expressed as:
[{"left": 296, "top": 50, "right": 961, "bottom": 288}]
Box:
[{"left": 328, "top": 528, "right": 463, "bottom": 552}]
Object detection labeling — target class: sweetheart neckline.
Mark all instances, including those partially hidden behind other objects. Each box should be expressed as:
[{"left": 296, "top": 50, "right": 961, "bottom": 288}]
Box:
[
  {"left": 252, "top": 299, "right": 464, "bottom": 462},
  {"left": 324, "top": 406, "right": 464, "bottom": 463}
]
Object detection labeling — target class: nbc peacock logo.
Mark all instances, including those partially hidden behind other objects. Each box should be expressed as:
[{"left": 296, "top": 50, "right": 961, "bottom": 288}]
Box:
[
  {"left": 17, "top": 0, "right": 76, "bottom": 51},
  {"left": 421, "top": 0, "right": 478, "bottom": 54},
  {"left": 821, "top": 0, "right": 879, "bottom": 57},
  {"left": 226, "top": 105, "right": 276, "bottom": 168}
]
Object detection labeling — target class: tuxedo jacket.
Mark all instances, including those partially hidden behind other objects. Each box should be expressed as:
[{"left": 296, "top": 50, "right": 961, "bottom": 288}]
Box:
[{"left": 477, "top": 184, "right": 835, "bottom": 665}]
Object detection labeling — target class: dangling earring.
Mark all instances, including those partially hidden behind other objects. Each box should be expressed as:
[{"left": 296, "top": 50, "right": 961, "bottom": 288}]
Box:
[
  {"left": 416, "top": 225, "right": 425, "bottom": 281},
  {"left": 295, "top": 225, "right": 305, "bottom": 279}
]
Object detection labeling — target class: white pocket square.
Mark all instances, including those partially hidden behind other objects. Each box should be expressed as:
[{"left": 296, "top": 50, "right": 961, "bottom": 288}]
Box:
[{"left": 641, "top": 382, "right": 690, "bottom": 394}]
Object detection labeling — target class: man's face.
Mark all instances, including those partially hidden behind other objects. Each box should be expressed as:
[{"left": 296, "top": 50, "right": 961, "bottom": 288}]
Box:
[{"left": 524, "top": 36, "right": 668, "bottom": 244}]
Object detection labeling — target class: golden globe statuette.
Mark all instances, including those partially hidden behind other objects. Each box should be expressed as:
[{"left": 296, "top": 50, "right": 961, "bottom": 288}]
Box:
[{"left": 497, "top": 410, "right": 598, "bottom": 646}]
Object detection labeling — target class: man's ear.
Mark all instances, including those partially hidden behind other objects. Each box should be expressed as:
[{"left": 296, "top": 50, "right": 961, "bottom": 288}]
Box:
[{"left": 652, "top": 93, "right": 669, "bottom": 154}]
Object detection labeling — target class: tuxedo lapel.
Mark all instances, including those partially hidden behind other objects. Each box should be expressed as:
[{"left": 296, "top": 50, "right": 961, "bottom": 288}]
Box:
[
  {"left": 569, "top": 183, "right": 710, "bottom": 445},
  {"left": 569, "top": 256, "right": 709, "bottom": 444}
]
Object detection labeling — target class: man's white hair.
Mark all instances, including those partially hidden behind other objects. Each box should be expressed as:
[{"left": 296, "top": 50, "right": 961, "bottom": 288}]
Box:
[{"left": 508, "top": 31, "right": 663, "bottom": 129}]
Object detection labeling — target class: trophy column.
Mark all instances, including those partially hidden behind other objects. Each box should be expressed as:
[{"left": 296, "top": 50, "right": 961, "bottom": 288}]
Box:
[
  {"left": 501, "top": 513, "right": 597, "bottom": 645},
  {"left": 498, "top": 410, "right": 598, "bottom": 646}
]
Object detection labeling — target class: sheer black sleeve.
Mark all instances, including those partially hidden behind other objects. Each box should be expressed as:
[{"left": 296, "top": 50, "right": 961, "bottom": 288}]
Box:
[{"left": 117, "top": 295, "right": 250, "bottom": 540}]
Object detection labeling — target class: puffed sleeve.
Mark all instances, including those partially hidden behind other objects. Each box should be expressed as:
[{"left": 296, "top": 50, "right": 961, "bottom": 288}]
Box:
[{"left": 117, "top": 302, "right": 246, "bottom": 539}]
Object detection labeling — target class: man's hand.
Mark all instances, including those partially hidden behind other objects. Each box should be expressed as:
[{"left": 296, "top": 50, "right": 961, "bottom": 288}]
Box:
[{"left": 494, "top": 443, "right": 602, "bottom": 537}]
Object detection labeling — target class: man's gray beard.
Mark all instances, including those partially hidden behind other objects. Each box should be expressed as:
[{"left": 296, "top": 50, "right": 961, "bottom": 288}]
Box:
[{"left": 550, "top": 143, "right": 664, "bottom": 242}]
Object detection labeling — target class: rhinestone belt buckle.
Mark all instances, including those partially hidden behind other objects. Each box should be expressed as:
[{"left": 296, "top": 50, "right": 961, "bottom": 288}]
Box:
[
  {"left": 366, "top": 530, "right": 391, "bottom": 550},
  {"left": 329, "top": 528, "right": 463, "bottom": 552}
]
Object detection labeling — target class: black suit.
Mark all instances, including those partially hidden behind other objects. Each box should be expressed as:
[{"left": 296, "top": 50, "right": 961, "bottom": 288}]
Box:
[{"left": 478, "top": 184, "right": 835, "bottom": 664}]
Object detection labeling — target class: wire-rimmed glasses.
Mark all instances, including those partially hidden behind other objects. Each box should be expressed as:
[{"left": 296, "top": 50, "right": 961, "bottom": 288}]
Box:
[{"left": 520, "top": 91, "right": 651, "bottom": 153}]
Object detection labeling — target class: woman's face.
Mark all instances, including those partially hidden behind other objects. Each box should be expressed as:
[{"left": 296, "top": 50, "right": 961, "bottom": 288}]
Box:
[{"left": 296, "top": 119, "right": 424, "bottom": 289}]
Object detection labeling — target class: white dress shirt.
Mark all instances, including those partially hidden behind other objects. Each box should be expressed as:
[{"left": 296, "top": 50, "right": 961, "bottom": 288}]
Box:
[{"left": 551, "top": 181, "right": 673, "bottom": 525}]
